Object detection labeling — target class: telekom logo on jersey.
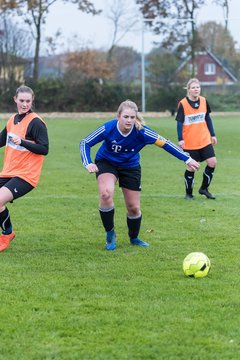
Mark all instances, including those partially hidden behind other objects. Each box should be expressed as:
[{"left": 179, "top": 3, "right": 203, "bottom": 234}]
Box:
[{"left": 112, "top": 144, "right": 122, "bottom": 152}]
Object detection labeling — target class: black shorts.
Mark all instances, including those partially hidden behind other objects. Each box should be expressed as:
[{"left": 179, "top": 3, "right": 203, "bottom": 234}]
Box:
[
  {"left": 184, "top": 144, "right": 216, "bottom": 163},
  {"left": 95, "top": 160, "right": 141, "bottom": 191},
  {"left": 0, "top": 177, "right": 34, "bottom": 200}
]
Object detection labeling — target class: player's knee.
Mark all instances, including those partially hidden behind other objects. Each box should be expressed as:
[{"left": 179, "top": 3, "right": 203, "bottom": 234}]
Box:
[
  {"left": 207, "top": 158, "right": 217, "bottom": 168},
  {"left": 99, "top": 189, "right": 113, "bottom": 204},
  {"left": 127, "top": 204, "right": 140, "bottom": 217}
]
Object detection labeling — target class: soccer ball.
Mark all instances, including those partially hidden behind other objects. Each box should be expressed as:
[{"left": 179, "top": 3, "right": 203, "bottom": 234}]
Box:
[{"left": 183, "top": 252, "right": 211, "bottom": 278}]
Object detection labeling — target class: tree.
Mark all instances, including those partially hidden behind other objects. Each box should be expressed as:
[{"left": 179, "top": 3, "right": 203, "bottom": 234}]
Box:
[
  {"left": 146, "top": 49, "right": 179, "bottom": 89},
  {"left": 0, "top": 0, "right": 21, "bottom": 11},
  {"left": 144, "top": 48, "right": 185, "bottom": 112},
  {"left": 135, "top": 0, "right": 213, "bottom": 76},
  {"left": 213, "top": 0, "right": 230, "bottom": 29},
  {"left": 198, "top": 21, "right": 236, "bottom": 61},
  {"left": 1, "top": 0, "right": 101, "bottom": 83},
  {"left": 64, "top": 49, "right": 114, "bottom": 83},
  {"left": 105, "top": 0, "right": 139, "bottom": 60},
  {"left": 110, "top": 46, "right": 141, "bottom": 82},
  {"left": 0, "top": 13, "right": 33, "bottom": 91},
  {"left": 198, "top": 21, "right": 240, "bottom": 78}
]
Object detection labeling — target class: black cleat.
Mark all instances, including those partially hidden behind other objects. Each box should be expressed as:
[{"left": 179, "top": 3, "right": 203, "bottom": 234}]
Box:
[
  {"left": 185, "top": 194, "right": 195, "bottom": 200},
  {"left": 199, "top": 188, "right": 216, "bottom": 199}
]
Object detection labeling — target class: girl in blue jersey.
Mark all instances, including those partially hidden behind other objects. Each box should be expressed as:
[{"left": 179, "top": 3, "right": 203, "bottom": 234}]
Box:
[{"left": 80, "top": 100, "right": 199, "bottom": 251}]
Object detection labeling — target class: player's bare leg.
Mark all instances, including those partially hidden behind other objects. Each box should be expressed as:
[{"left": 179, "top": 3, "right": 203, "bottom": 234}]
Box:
[{"left": 122, "top": 188, "right": 149, "bottom": 247}]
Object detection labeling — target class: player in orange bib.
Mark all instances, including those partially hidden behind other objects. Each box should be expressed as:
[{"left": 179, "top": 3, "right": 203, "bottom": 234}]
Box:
[
  {"left": 0, "top": 85, "right": 49, "bottom": 252},
  {"left": 176, "top": 78, "right": 217, "bottom": 200}
]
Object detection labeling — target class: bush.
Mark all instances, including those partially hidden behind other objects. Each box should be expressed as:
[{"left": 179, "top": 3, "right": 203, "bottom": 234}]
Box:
[{"left": 0, "top": 78, "right": 239, "bottom": 112}]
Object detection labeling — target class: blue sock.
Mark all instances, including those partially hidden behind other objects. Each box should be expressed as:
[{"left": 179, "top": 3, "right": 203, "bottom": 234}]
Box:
[{"left": 3, "top": 225, "right": 12, "bottom": 235}]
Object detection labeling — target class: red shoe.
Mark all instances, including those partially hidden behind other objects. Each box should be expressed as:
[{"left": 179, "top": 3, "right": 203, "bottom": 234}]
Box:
[{"left": 0, "top": 231, "right": 15, "bottom": 252}]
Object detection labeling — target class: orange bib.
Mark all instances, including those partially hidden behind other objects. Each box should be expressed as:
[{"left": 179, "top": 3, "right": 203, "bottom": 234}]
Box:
[
  {"left": 0, "top": 112, "right": 46, "bottom": 187},
  {"left": 180, "top": 96, "right": 211, "bottom": 150}
]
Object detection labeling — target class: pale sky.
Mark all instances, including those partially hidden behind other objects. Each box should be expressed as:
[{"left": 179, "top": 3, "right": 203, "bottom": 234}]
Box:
[{"left": 43, "top": 0, "right": 240, "bottom": 55}]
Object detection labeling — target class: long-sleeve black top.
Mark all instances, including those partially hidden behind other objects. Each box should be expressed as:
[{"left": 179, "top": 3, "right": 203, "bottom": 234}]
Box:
[{"left": 0, "top": 111, "right": 49, "bottom": 155}]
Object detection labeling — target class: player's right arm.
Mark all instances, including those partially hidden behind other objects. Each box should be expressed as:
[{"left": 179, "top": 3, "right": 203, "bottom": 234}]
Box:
[
  {"left": 80, "top": 125, "right": 105, "bottom": 171},
  {"left": 175, "top": 103, "right": 185, "bottom": 148}
]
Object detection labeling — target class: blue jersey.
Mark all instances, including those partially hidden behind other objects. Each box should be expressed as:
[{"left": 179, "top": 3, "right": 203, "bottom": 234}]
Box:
[
  {"left": 81, "top": 119, "right": 159, "bottom": 168},
  {"left": 80, "top": 119, "right": 191, "bottom": 168}
]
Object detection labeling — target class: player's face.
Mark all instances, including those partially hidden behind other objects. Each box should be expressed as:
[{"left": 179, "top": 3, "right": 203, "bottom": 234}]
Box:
[
  {"left": 14, "top": 92, "right": 33, "bottom": 114},
  {"left": 118, "top": 107, "right": 137, "bottom": 134},
  {"left": 188, "top": 82, "right": 201, "bottom": 100}
]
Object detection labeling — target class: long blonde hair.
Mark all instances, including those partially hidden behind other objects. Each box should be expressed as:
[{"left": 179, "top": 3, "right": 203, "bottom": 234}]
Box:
[
  {"left": 117, "top": 99, "right": 145, "bottom": 130},
  {"left": 185, "top": 78, "right": 201, "bottom": 97}
]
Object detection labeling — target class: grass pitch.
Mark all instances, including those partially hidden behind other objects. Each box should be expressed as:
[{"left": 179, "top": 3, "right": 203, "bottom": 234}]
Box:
[{"left": 0, "top": 114, "right": 240, "bottom": 359}]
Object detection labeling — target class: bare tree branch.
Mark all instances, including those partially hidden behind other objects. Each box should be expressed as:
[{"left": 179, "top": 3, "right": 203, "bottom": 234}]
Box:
[{"left": 0, "top": 0, "right": 101, "bottom": 82}]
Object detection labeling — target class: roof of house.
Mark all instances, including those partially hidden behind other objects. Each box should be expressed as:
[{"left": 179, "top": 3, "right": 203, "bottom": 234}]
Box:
[{"left": 176, "top": 50, "right": 238, "bottom": 84}]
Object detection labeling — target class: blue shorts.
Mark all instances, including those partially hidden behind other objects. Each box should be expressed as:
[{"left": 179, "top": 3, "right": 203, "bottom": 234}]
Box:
[{"left": 95, "top": 160, "right": 141, "bottom": 191}]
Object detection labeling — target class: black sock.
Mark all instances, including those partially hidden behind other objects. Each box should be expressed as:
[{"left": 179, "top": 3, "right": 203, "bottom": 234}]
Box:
[
  {"left": 0, "top": 207, "right": 12, "bottom": 234},
  {"left": 127, "top": 214, "right": 142, "bottom": 239},
  {"left": 201, "top": 166, "right": 215, "bottom": 189},
  {"left": 184, "top": 170, "right": 195, "bottom": 195},
  {"left": 99, "top": 207, "right": 114, "bottom": 232}
]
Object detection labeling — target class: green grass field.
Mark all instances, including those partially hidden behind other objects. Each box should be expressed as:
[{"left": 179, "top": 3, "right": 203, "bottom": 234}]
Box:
[{"left": 0, "top": 114, "right": 240, "bottom": 359}]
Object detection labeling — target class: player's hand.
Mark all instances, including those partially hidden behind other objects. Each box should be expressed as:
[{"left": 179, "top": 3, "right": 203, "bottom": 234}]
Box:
[
  {"left": 178, "top": 140, "right": 185, "bottom": 149},
  {"left": 187, "top": 159, "right": 200, "bottom": 171},
  {"left": 11, "top": 136, "right": 22, "bottom": 145},
  {"left": 211, "top": 136, "right": 217, "bottom": 145},
  {"left": 86, "top": 163, "right": 99, "bottom": 173}
]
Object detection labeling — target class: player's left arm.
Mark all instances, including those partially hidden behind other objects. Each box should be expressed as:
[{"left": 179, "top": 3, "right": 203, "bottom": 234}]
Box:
[
  {"left": 205, "top": 113, "right": 217, "bottom": 145},
  {"left": 205, "top": 101, "right": 217, "bottom": 145},
  {"left": 11, "top": 119, "right": 49, "bottom": 155},
  {"left": 154, "top": 136, "right": 199, "bottom": 170}
]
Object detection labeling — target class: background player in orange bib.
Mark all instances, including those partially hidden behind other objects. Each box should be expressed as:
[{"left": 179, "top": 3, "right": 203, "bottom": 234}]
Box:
[
  {"left": 0, "top": 85, "right": 49, "bottom": 252},
  {"left": 176, "top": 78, "right": 217, "bottom": 200}
]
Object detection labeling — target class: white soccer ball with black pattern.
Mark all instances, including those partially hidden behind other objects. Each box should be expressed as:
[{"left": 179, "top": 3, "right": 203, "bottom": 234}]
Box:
[{"left": 183, "top": 252, "right": 211, "bottom": 278}]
